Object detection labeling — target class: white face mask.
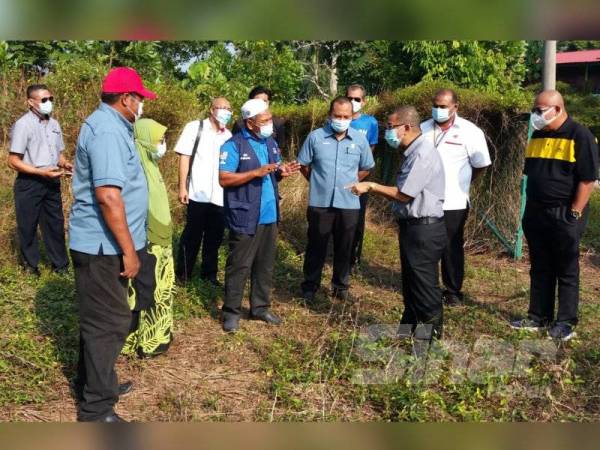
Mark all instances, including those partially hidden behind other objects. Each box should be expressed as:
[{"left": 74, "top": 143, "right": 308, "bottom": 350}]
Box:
[
  {"left": 155, "top": 141, "right": 167, "bottom": 159},
  {"left": 127, "top": 100, "right": 144, "bottom": 121},
  {"left": 530, "top": 107, "right": 559, "bottom": 131},
  {"left": 39, "top": 100, "right": 53, "bottom": 115},
  {"left": 351, "top": 100, "right": 362, "bottom": 113}
]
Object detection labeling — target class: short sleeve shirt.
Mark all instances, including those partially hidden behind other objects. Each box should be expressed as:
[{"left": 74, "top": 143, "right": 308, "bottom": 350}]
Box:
[
  {"left": 174, "top": 118, "right": 231, "bottom": 206},
  {"left": 421, "top": 115, "right": 491, "bottom": 210},
  {"left": 69, "top": 103, "right": 148, "bottom": 255},
  {"left": 219, "top": 128, "right": 281, "bottom": 224},
  {"left": 297, "top": 124, "right": 375, "bottom": 210},
  {"left": 350, "top": 113, "right": 379, "bottom": 146},
  {"left": 393, "top": 135, "right": 445, "bottom": 219},
  {"left": 524, "top": 116, "right": 599, "bottom": 206},
  {"left": 9, "top": 111, "right": 65, "bottom": 168}
]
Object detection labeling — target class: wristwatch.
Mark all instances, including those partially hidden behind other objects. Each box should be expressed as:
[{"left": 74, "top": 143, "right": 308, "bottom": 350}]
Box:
[
  {"left": 367, "top": 182, "right": 376, "bottom": 192},
  {"left": 569, "top": 209, "right": 582, "bottom": 220}
]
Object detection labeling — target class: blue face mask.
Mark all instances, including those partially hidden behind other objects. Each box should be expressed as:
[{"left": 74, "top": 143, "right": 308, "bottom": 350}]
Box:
[
  {"left": 215, "top": 109, "right": 232, "bottom": 126},
  {"left": 330, "top": 118, "right": 351, "bottom": 133},
  {"left": 385, "top": 128, "right": 401, "bottom": 149},
  {"left": 259, "top": 122, "right": 274, "bottom": 139},
  {"left": 432, "top": 107, "right": 452, "bottom": 123}
]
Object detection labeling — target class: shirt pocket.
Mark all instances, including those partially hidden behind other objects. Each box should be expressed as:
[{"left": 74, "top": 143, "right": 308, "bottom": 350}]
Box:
[
  {"left": 227, "top": 199, "right": 251, "bottom": 228},
  {"left": 342, "top": 144, "right": 361, "bottom": 168}
]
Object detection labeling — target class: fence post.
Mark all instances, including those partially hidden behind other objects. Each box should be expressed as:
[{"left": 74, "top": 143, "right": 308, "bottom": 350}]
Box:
[{"left": 513, "top": 118, "right": 534, "bottom": 260}]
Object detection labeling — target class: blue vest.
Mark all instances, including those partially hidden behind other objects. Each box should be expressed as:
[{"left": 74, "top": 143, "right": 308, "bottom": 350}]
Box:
[{"left": 224, "top": 132, "right": 281, "bottom": 235}]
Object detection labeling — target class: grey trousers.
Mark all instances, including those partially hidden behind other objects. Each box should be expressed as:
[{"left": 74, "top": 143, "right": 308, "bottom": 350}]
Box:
[{"left": 222, "top": 224, "right": 278, "bottom": 319}]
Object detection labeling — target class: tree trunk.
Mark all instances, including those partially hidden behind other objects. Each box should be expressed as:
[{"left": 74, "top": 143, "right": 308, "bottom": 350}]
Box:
[{"left": 329, "top": 51, "right": 338, "bottom": 97}]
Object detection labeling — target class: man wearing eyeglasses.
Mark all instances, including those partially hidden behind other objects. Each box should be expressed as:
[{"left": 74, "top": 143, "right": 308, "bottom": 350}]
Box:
[
  {"left": 175, "top": 97, "right": 233, "bottom": 285},
  {"left": 349, "top": 106, "right": 446, "bottom": 340},
  {"left": 346, "top": 84, "right": 379, "bottom": 272},
  {"left": 8, "top": 84, "right": 72, "bottom": 276},
  {"left": 510, "top": 90, "right": 599, "bottom": 342},
  {"left": 69, "top": 67, "right": 156, "bottom": 422},
  {"left": 421, "top": 88, "right": 491, "bottom": 308}
]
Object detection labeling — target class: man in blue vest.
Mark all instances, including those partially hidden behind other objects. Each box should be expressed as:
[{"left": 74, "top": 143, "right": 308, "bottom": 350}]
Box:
[{"left": 219, "top": 99, "right": 300, "bottom": 333}]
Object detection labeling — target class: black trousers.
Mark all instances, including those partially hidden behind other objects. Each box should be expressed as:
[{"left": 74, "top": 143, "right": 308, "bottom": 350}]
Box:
[
  {"left": 398, "top": 220, "right": 447, "bottom": 337},
  {"left": 72, "top": 249, "right": 144, "bottom": 421},
  {"left": 523, "top": 203, "right": 589, "bottom": 326},
  {"left": 13, "top": 174, "right": 68, "bottom": 270},
  {"left": 350, "top": 193, "right": 369, "bottom": 267},
  {"left": 222, "top": 224, "right": 277, "bottom": 319},
  {"left": 302, "top": 207, "right": 360, "bottom": 293},
  {"left": 441, "top": 208, "right": 469, "bottom": 297},
  {"left": 176, "top": 200, "right": 225, "bottom": 281}
]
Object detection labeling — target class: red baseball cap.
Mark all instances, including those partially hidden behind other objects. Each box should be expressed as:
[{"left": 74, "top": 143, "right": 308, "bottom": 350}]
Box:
[{"left": 101, "top": 67, "right": 157, "bottom": 100}]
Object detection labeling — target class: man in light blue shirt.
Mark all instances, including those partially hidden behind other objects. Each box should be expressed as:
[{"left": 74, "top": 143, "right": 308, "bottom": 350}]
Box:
[
  {"left": 298, "top": 96, "right": 375, "bottom": 302},
  {"left": 346, "top": 83, "right": 379, "bottom": 271},
  {"left": 68, "top": 67, "right": 155, "bottom": 423}
]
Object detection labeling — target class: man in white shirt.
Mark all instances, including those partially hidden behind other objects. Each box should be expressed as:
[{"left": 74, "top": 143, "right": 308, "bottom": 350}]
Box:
[
  {"left": 175, "top": 97, "right": 233, "bottom": 284},
  {"left": 421, "top": 88, "right": 491, "bottom": 306}
]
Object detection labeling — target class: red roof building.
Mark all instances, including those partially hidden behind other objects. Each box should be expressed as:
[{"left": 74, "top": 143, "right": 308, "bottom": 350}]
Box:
[{"left": 556, "top": 50, "right": 600, "bottom": 93}]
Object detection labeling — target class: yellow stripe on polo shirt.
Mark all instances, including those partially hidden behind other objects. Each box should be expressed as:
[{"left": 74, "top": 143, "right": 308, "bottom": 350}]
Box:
[{"left": 526, "top": 137, "right": 576, "bottom": 162}]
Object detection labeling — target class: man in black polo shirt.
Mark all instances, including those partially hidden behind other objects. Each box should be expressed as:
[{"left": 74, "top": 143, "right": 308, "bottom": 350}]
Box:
[{"left": 511, "top": 90, "right": 598, "bottom": 341}]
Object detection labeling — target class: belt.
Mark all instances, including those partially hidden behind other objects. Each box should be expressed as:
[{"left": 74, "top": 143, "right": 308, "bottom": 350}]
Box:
[{"left": 397, "top": 216, "right": 444, "bottom": 226}]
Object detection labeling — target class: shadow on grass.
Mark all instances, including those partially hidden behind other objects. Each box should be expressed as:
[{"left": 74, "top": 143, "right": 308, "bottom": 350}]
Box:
[{"left": 33, "top": 274, "right": 79, "bottom": 398}]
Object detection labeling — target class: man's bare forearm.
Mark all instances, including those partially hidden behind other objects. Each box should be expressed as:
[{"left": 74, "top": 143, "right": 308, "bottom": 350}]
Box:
[
  {"left": 369, "top": 182, "right": 413, "bottom": 202},
  {"left": 572, "top": 180, "right": 596, "bottom": 212},
  {"left": 358, "top": 170, "right": 370, "bottom": 182},
  {"left": 219, "top": 170, "right": 258, "bottom": 188},
  {"left": 8, "top": 153, "right": 43, "bottom": 175},
  {"left": 179, "top": 154, "right": 190, "bottom": 191},
  {"left": 300, "top": 165, "right": 311, "bottom": 181},
  {"left": 96, "top": 187, "right": 136, "bottom": 255}
]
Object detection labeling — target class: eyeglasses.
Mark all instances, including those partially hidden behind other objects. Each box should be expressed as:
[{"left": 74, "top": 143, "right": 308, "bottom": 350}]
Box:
[
  {"left": 386, "top": 123, "right": 410, "bottom": 130},
  {"left": 531, "top": 106, "right": 554, "bottom": 114},
  {"left": 348, "top": 97, "right": 363, "bottom": 102},
  {"left": 214, "top": 106, "right": 232, "bottom": 111},
  {"left": 39, "top": 96, "right": 54, "bottom": 103}
]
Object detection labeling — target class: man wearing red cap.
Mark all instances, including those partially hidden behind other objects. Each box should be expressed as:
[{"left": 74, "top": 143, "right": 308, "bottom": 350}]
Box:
[{"left": 69, "top": 67, "right": 156, "bottom": 422}]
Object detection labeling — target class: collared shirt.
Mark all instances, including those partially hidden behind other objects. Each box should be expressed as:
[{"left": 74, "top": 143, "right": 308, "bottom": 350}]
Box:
[
  {"left": 421, "top": 115, "right": 491, "bottom": 210},
  {"left": 219, "top": 127, "right": 280, "bottom": 224},
  {"left": 174, "top": 118, "right": 232, "bottom": 206},
  {"left": 350, "top": 113, "right": 379, "bottom": 146},
  {"left": 69, "top": 103, "right": 148, "bottom": 255},
  {"left": 297, "top": 124, "right": 375, "bottom": 210},
  {"left": 524, "top": 115, "right": 599, "bottom": 206},
  {"left": 393, "top": 134, "right": 445, "bottom": 220},
  {"left": 9, "top": 110, "right": 65, "bottom": 168}
]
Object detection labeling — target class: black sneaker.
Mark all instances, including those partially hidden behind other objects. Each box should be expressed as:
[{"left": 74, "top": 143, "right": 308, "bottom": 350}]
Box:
[
  {"left": 548, "top": 322, "right": 577, "bottom": 342},
  {"left": 222, "top": 315, "right": 240, "bottom": 333},
  {"left": 509, "top": 318, "right": 545, "bottom": 331},
  {"left": 332, "top": 288, "right": 349, "bottom": 302},
  {"left": 443, "top": 292, "right": 463, "bottom": 307},
  {"left": 23, "top": 264, "right": 40, "bottom": 277},
  {"left": 53, "top": 265, "right": 70, "bottom": 275},
  {"left": 302, "top": 290, "right": 316, "bottom": 304}
]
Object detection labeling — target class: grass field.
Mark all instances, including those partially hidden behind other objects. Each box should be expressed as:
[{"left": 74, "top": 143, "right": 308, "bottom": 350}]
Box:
[{"left": 0, "top": 170, "right": 599, "bottom": 421}]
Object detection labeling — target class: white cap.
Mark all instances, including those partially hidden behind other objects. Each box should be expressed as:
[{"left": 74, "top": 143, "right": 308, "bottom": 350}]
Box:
[{"left": 241, "top": 99, "right": 268, "bottom": 119}]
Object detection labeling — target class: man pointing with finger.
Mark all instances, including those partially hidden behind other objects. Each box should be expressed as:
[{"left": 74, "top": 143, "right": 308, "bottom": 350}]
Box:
[
  {"left": 69, "top": 67, "right": 156, "bottom": 422},
  {"left": 219, "top": 99, "right": 300, "bottom": 333}
]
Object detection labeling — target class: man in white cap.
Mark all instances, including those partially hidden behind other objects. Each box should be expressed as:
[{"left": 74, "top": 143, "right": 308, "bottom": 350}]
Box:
[{"left": 219, "top": 99, "right": 300, "bottom": 333}]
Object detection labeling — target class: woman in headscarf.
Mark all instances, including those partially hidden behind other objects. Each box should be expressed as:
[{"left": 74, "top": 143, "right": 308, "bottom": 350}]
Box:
[{"left": 123, "top": 118, "right": 175, "bottom": 358}]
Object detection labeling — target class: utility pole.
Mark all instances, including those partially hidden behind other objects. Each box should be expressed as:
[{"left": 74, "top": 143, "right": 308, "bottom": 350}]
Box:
[{"left": 542, "top": 40, "right": 557, "bottom": 90}]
